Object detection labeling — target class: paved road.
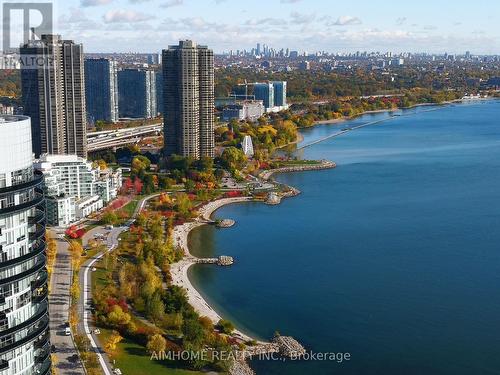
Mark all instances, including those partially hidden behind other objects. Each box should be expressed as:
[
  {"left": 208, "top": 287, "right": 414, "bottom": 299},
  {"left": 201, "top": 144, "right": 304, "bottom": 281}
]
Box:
[{"left": 48, "top": 229, "right": 86, "bottom": 375}]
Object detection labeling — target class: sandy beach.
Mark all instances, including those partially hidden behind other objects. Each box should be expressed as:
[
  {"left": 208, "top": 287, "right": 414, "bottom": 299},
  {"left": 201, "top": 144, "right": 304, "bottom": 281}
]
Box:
[{"left": 170, "top": 196, "right": 260, "bottom": 343}]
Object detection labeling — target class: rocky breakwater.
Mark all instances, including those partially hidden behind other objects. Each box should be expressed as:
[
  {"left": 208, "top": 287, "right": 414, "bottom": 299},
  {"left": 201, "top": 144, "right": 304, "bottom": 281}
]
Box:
[
  {"left": 260, "top": 159, "right": 336, "bottom": 180},
  {"left": 272, "top": 334, "right": 307, "bottom": 358},
  {"left": 216, "top": 219, "right": 236, "bottom": 228},
  {"left": 194, "top": 255, "right": 234, "bottom": 266}
]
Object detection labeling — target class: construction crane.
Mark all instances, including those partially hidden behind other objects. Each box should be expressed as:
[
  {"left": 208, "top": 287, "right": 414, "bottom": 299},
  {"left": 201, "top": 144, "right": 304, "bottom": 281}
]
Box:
[{"left": 234, "top": 80, "right": 263, "bottom": 101}]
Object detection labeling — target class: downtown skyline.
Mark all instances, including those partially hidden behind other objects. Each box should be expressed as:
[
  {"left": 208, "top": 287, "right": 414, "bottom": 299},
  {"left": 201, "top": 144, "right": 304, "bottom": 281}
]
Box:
[{"left": 4, "top": 0, "right": 500, "bottom": 55}]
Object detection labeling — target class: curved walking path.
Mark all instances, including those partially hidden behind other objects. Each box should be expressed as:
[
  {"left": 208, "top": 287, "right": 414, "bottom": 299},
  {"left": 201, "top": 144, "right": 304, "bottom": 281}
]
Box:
[{"left": 76, "top": 194, "right": 159, "bottom": 375}]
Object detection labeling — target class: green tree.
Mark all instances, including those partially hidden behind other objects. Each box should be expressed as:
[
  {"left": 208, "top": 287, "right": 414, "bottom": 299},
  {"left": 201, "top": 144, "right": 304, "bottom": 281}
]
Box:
[
  {"left": 216, "top": 319, "right": 235, "bottom": 334},
  {"left": 220, "top": 147, "right": 246, "bottom": 171},
  {"left": 101, "top": 211, "right": 118, "bottom": 225},
  {"left": 147, "top": 292, "right": 165, "bottom": 323},
  {"left": 107, "top": 305, "right": 131, "bottom": 327},
  {"left": 182, "top": 318, "right": 205, "bottom": 348}
]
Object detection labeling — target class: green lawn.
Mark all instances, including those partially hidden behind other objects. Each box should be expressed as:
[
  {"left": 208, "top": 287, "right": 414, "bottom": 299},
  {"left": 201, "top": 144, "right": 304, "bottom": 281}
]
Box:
[
  {"left": 121, "top": 199, "right": 140, "bottom": 218},
  {"left": 91, "top": 259, "right": 110, "bottom": 290},
  {"left": 100, "top": 328, "right": 200, "bottom": 375},
  {"left": 274, "top": 159, "right": 321, "bottom": 167}
]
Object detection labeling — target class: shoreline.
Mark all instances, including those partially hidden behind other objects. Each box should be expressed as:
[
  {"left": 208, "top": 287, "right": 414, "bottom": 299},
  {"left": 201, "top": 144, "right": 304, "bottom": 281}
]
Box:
[
  {"left": 170, "top": 196, "right": 262, "bottom": 343},
  {"left": 259, "top": 159, "right": 336, "bottom": 180},
  {"left": 169, "top": 98, "right": 486, "bottom": 346},
  {"left": 169, "top": 159, "right": 338, "bottom": 343},
  {"left": 308, "top": 99, "right": 465, "bottom": 127}
]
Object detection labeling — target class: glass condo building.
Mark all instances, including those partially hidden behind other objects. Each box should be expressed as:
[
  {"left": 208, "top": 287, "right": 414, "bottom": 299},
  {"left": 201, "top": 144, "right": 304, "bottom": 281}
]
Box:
[{"left": 0, "top": 116, "right": 50, "bottom": 375}]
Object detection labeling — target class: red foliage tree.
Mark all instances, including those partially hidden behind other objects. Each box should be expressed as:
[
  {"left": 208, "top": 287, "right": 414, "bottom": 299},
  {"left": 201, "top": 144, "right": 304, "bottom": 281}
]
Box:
[
  {"left": 134, "top": 178, "right": 143, "bottom": 195},
  {"left": 225, "top": 190, "right": 242, "bottom": 198}
]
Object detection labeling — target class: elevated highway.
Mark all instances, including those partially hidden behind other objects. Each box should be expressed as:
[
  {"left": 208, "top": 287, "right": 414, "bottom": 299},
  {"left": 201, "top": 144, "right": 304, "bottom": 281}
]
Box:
[{"left": 87, "top": 123, "right": 162, "bottom": 151}]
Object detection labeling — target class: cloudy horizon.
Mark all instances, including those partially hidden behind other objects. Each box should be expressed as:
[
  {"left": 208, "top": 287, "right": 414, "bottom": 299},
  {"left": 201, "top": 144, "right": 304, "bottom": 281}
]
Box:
[{"left": 5, "top": 0, "right": 500, "bottom": 54}]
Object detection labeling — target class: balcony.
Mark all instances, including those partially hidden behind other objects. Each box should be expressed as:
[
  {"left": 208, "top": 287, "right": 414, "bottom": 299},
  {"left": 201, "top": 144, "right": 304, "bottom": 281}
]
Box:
[
  {"left": 28, "top": 224, "right": 45, "bottom": 242},
  {"left": 0, "top": 314, "right": 49, "bottom": 355},
  {"left": 35, "top": 344, "right": 50, "bottom": 364},
  {"left": 32, "top": 285, "right": 48, "bottom": 304},
  {"left": 0, "top": 359, "right": 8, "bottom": 370},
  {"left": 31, "top": 271, "right": 48, "bottom": 290},
  {"left": 0, "top": 240, "right": 45, "bottom": 269},
  {"left": 0, "top": 302, "right": 48, "bottom": 341},
  {"left": 0, "top": 190, "right": 44, "bottom": 217},
  {"left": 0, "top": 171, "right": 43, "bottom": 196},
  {"left": 33, "top": 330, "right": 50, "bottom": 350},
  {"left": 28, "top": 209, "right": 45, "bottom": 225},
  {"left": 0, "top": 256, "right": 45, "bottom": 288},
  {"left": 34, "top": 356, "right": 51, "bottom": 375}
]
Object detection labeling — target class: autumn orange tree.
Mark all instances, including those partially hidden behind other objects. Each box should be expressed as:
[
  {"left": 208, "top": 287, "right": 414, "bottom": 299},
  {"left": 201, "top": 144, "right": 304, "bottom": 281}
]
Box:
[{"left": 105, "top": 330, "right": 123, "bottom": 352}]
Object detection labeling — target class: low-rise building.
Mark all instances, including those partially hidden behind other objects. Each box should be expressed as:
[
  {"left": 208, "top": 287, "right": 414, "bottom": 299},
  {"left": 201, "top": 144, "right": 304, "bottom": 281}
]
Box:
[
  {"left": 34, "top": 154, "right": 121, "bottom": 226},
  {"left": 75, "top": 195, "right": 103, "bottom": 220},
  {"left": 222, "top": 100, "right": 265, "bottom": 121}
]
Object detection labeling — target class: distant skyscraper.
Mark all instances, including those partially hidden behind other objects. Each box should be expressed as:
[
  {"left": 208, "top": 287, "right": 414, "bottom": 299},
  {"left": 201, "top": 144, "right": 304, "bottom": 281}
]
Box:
[
  {"left": 118, "top": 68, "right": 157, "bottom": 119},
  {"left": 84, "top": 58, "right": 119, "bottom": 124},
  {"left": 272, "top": 81, "right": 287, "bottom": 107},
  {"left": 155, "top": 70, "right": 164, "bottom": 115},
  {"left": 298, "top": 60, "right": 311, "bottom": 71},
  {"left": 21, "top": 34, "right": 87, "bottom": 158},
  {"left": 163, "top": 40, "right": 215, "bottom": 159},
  {"left": 254, "top": 83, "right": 274, "bottom": 109}
]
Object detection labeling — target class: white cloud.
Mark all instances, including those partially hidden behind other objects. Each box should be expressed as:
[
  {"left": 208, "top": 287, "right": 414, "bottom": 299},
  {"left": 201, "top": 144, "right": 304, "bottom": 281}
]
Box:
[
  {"left": 81, "top": 0, "right": 112, "bottom": 7},
  {"left": 160, "top": 0, "right": 183, "bottom": 8},
  {"left": 58, "top": 8, "right": 101, "bottom": 31},
  {"left": 281, "top": 0, "right": 302, "bottom": 3},
  {"left": 327, "top": 16, "right": 362, "bottom": 26},
  {"left": 103, "top": 9, "right": 153, "bottom": 23},
  {"left": 290, "top": 11, "right": 315, "bottom": 24},
  {"left": 245, "top": 18, "right": 287, "bottom": 26}
]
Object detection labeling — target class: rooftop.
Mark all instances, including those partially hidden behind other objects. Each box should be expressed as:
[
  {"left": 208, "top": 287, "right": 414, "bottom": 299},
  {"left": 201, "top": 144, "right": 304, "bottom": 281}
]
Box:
[{"left": 0, "top": 115, "right": 29, "bottom": 124}]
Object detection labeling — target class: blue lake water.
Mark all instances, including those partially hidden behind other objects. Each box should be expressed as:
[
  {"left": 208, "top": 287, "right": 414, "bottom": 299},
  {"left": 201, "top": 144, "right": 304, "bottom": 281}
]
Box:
[{"left": 188, "top": 100, "right": 500, "bottom": 374}]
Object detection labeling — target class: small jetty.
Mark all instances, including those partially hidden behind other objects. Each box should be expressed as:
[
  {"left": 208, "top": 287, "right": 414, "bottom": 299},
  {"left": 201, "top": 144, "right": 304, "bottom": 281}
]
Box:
[
  {"left": 272, "top": 334, "right": 306, "bottom": 358},
  {"left": 265, "top": 192, "right": 281, "bottom": 205},
  {"left": 260, "top": 159, "right": 336, "bottom": 180},
  {"left": 239, "top": 335, "right": 305, "bottom": 360},
  {"left": 282, "top": 186, "right": 301, "bottom": 197},
  {"left": 229, "top": 334, "right": 306, "bottom": 374},
  {"left": 194, "top": 255, "right": 234, "bottom": 266},
  {"left": 216, "top": 219, "right": 235, "bottom": 228},
  {"left": 229, "top": 360, "right": 256, "bottom": 375}
]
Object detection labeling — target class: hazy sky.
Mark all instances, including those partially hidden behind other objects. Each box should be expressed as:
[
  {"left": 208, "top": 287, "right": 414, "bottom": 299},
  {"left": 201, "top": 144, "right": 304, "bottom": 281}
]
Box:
[{"left": 6, "top": 0, "right": 500, "bottom": 54}]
